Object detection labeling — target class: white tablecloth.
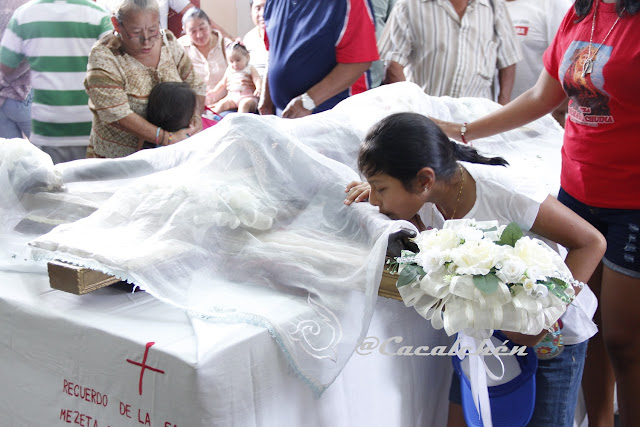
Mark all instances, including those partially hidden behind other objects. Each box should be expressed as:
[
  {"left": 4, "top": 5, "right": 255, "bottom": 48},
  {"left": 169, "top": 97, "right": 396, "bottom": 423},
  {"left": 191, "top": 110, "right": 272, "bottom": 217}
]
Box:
[{"left": 0, "top": 267, "right": 454, "bottom": 426}]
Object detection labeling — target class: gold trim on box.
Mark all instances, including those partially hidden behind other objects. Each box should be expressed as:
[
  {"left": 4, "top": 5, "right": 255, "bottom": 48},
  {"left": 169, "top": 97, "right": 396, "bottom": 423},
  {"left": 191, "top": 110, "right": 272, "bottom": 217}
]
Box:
[
  {"left": 378, "top": 257, "right": 401, "bottom": 301},
  {"left": 47, "top": 258, "right": 403, "bottom": 300}
]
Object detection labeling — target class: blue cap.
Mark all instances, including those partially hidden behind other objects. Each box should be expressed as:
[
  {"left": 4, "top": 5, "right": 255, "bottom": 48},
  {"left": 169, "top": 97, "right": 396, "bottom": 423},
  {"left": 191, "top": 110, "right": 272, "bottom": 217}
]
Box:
[{"left": 452, "top": 331, "right": 538, "bottom": 427}]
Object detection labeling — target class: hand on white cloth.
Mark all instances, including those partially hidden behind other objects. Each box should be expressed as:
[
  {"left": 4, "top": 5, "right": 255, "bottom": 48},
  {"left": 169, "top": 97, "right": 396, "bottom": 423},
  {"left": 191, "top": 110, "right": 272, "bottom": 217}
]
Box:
[{"left": 282, "top": 95, "right": 312, "bottom": 119}]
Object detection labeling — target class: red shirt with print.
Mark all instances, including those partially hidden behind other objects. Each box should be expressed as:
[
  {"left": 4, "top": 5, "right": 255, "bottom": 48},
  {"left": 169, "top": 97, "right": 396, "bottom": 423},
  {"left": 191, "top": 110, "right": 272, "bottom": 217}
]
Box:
[{"left": 543, "top": 2, "right": 640, "bottom": 208}]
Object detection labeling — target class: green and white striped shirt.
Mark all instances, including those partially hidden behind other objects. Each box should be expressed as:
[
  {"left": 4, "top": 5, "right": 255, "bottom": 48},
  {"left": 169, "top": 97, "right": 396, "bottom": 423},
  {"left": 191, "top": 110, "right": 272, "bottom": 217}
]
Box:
[{"left": 0, "top": 0, "right": 112, "bottom": 147}]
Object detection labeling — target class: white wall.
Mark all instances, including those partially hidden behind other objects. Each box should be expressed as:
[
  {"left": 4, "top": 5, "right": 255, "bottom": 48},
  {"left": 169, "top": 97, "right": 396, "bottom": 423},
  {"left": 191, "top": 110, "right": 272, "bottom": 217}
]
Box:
[{"left": 201, "top": 0, "right": 253, "bottom": 39}]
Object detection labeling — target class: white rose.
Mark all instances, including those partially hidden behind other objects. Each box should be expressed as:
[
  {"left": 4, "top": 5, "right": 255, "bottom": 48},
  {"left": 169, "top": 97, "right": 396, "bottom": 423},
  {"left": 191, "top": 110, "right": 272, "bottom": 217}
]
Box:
[
  {"left": 414, "top": 228, "right": 460, "bottom": 254},
  {"left": 532, "top": 283, "right": 549, "bottom": 299},
  {"left": 513, "top": 236, "right": 558, "bottom": 274},
  {"left": 455, "top": 225, "right": 484, "bottom": 243},
  {"left": 496, "top": 258, "right": 527, "bottom": 283},
  {"left": 525, "top": 265, "right": 546, "bottom": 282},
  {"left": 451, "top": 239, "right": 501, "bottom": 276},
  {"left": 415, "top": 249, "right": 448, "bottom": 271}
]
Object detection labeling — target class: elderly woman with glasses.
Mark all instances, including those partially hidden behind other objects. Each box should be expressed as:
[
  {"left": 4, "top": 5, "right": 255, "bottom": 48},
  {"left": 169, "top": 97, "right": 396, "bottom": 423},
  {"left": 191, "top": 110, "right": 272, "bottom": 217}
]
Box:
[{"left": 84, "top": 0, "right": 205, "bottom": 158}]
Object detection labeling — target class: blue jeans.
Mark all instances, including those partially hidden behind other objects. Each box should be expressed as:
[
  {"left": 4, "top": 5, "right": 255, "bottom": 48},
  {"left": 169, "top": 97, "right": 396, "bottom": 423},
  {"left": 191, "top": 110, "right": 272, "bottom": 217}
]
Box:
[
  {"left": 558, "top": 187, "right": 640, "bottom": 278},
  {"left": 0, "top": 90, "right": 32, "bottom": 139},
  {"left": 450, "top": 340, "right": 588, "bottom": 426},
  {"left": 529, "top": 340, "right": 588, "bottom": 426}
]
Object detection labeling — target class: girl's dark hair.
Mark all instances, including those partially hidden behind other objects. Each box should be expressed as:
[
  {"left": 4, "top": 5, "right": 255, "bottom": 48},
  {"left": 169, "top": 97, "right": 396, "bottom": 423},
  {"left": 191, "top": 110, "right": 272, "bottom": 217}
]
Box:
[
  {"left": 358, "top": 113, "right": 508, "bottom": 191},
  {"left": 182, "top": 7, "right": 210, "bottom": 28},
  {"left": 146, "top": 82, "right": 196, "bottom": 132},
  {"left": 574, "top": 0, "right": 639, "bottom": 22}
]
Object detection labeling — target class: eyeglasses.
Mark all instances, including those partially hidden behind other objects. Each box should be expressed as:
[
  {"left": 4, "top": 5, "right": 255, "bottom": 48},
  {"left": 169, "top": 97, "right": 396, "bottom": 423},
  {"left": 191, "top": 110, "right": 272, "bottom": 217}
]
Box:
[{"left": 118, "top": 21, "right": 162, "bottom": 44}]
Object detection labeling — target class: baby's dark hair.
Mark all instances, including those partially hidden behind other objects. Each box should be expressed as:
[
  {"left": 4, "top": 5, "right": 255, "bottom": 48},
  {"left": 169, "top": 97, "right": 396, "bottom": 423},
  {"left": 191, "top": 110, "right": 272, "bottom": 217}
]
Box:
[
  {"left": 228, "top": 41, "right": 250, "bottom": 57},
  {"left": 358, "top": 113, "right": 508, "bottom": 191},
  {"left": 146, "top": 82, "right": 196, "bottom": 132}
]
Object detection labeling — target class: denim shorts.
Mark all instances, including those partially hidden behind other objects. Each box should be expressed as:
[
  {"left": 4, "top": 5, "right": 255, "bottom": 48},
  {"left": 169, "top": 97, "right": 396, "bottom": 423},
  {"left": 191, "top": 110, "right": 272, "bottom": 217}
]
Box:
[
  {"left": 449, "top": 340, "right": 588, "bottom": 427},
  {"left": 558, "top": 188, "right": 640, "bottom": 278}
]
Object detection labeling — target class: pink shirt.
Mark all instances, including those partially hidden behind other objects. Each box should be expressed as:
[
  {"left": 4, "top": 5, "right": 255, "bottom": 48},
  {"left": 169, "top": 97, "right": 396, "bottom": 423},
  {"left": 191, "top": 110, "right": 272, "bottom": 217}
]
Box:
[{"left": 178, "top": 30, "right": 232, "bottom": 100}]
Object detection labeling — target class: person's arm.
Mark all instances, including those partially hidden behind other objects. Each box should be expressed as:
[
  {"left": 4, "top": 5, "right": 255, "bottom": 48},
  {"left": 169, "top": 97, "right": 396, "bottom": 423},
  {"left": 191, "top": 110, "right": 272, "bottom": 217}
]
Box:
[
  {"left": 282, "top": 61, "right": 372, "bottom": 118},
  {"left": 209, "top": 20, "right": 235, "bottom": 41},
  {"left": 207, "top": 73, "right": 228, "bottom": 106},
  {"left": 250, "top": 66, "right": 262, "bottom": 97},
  {"left": 496, "top": 63, "right": 516, "bottom": 105},
  {"left": 190, "top": 94, "right": 205, "bottom": 133},
  {"left": 383, "top": 60, "right": 406, "bottom": 84},
  {"left": 0, "top": 63, "right": 19, "bottom": 83},
  {"left": 434, "top": 68, "right": 567, "bottom": 142},
  {"left": 503, "top": 195, "right": 606, "bottom": 347},
  {"left": 551, "top": 98, "right": 569, "bottom": 128},
  {"left": 377, "top": 0, "right": 410, "bottom": 85},
  {"left": 280, "top": 0, "right": 377, "bottom": 118},
  {"left": 113, "top": 113, "right": 194, "bottom": 146},
  {"left": 176, "top": 3, "right": 235, "bottom": 39},
  {"left": 258, "top": 67, "right": 275, "bottom": 115}
]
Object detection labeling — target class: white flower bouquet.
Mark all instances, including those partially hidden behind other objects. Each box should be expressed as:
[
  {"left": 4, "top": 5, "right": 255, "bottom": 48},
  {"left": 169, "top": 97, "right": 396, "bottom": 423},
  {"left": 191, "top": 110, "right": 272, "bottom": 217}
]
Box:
[{"left": 394, "top": 219, "right": 577, "bottom": 336}]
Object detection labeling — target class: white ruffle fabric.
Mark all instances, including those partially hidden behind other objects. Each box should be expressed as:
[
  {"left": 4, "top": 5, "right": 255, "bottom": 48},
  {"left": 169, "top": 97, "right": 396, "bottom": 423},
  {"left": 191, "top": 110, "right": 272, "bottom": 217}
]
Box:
[
  {"left": 0, "top": 82, "right": 565, "bottom": 394},
  {"left": 398, "top": 272, "right": 568, "bottom": 336}
]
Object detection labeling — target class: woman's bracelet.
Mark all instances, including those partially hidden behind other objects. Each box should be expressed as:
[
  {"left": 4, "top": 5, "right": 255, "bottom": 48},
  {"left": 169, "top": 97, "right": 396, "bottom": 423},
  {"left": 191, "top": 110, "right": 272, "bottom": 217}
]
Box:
[
  {"left": 460, "top": 123, "right": 469, "bottom": 145},
  {"left": 167, "top": 132, "right": 173, "bottom": 144},
  {"left": 569, "top": 278, "right": 586, "bottom": 289},
  {"left": 155, "top": 126, "right": 162, "bottom": 145}
]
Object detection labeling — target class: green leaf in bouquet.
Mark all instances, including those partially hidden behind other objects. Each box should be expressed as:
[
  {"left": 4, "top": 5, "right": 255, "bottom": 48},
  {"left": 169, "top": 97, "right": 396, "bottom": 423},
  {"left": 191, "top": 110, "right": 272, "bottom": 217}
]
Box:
[
  {"left": 549, "top": 277, "right": 568, "bottom": 289},
  {"left": 396, "top": 264, "right": 425, "bottom": 288},
  {"left": 473, "top": 273, "right": 500, "bottom": 294},
  {"left": 540, "top": 279, "right": 571, "bottom": 303},
  {"left": 497, "top": 222, "right": 523, "bottom": 247},
  {"left": 550, "top": 285, "right": 572, "bottom": 303}
]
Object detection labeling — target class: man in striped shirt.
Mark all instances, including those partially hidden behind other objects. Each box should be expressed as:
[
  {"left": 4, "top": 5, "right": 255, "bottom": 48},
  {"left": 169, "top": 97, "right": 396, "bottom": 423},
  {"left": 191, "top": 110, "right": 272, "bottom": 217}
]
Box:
[
  {"left": 379, "top": 0, "right": 522, "bottom": 105},
  {"left": 0, "top": 0, "right": 112, "bottom": 163}
]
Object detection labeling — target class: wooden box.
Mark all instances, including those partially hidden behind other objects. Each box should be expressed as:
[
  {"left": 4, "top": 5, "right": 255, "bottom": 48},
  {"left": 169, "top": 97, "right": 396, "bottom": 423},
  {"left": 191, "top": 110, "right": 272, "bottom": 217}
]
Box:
[
  {"left": 47, "top": 260, "right": 121, "bottom": 295},
  {"left": 47, "top": 260, "right": 403, "bottom": 300}
]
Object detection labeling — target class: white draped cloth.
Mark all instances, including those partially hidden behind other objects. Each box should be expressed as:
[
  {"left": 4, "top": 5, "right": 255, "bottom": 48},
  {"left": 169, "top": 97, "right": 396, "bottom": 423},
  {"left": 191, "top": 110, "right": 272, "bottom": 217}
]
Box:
[{"left": 0, "top": 82, "right": 564, "bottom": 394}]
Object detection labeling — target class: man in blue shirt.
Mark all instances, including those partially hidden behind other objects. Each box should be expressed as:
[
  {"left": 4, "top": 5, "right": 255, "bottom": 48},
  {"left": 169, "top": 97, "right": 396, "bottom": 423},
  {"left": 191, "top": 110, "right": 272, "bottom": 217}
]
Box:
[{"left": 259, "top": 0, "right": 379, "bottom": 118}]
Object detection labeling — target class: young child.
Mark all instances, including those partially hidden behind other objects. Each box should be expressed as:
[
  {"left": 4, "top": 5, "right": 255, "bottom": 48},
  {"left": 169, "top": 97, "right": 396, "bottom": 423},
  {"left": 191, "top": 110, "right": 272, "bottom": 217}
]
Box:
[
  {"left": 139, "top": 81, "right": 197, "bottom": 150},
  {"left": 344, "top": 112, "right": 606, "bottom": 426},
  {"left": 210, "top": 42, "right": 262, "bottom": 114}
]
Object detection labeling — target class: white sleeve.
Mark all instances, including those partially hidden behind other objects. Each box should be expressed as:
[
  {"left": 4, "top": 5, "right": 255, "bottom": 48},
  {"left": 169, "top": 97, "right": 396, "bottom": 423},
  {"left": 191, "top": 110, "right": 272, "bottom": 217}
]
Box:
[
  {"left": 169, "top": 0, "right": 191, "bottom": 13},
  {"left": 546, "top": 0, "right": 573, "bottom": 43},
  {"left": 377, "top": 0, "right": 412, "bottom": 67}
]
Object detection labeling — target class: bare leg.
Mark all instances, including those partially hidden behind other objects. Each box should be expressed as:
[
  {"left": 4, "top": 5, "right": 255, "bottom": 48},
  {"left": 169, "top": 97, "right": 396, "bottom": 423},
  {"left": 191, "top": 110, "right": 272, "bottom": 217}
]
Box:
[
  {"left": 212, "top": 97, "right": 238, "bottom": 114},
  {"left": 237, "top": 97, "right": 258, "bottom": 113},
  {"left": 582, "top": 263, "right": 616, "bottom": 427},
  {"left": 601, "top": 265, "right": 640, "bottom": 427},
  {"left": 447, "top": 403, "right": 466, "bottom": 427}
]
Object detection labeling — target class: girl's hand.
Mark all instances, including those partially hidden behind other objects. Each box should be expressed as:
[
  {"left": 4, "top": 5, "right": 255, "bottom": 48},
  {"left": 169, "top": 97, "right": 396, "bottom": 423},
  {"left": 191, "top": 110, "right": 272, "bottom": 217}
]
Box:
[{"left": 344, "top": 181, "right": 370, "bottom": 205}]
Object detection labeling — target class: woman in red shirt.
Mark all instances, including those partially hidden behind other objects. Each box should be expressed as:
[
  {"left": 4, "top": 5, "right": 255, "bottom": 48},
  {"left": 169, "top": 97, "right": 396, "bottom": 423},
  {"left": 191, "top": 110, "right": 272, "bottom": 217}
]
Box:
[{"left": 435, "top": 0, "right": 640, "bottom": 425}]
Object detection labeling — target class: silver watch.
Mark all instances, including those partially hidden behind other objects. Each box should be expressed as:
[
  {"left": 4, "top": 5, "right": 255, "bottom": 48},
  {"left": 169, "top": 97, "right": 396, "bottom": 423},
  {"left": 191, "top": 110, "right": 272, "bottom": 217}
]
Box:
[{"left": 300, "top": 92, "right": 316, "bottom": 111}]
